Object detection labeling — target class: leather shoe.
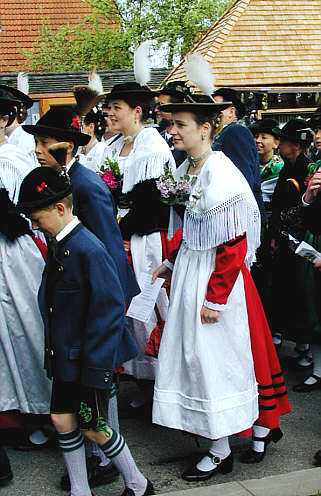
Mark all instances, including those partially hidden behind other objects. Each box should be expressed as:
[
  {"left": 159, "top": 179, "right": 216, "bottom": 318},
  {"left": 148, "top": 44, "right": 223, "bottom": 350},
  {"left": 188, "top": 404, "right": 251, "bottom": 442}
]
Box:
[
  {"left": 182, "top": 452, "right": 233, "bottom": 482},
  {"left": 120, "top": 478, "right": 154, "bottom": 495},
  {"left": 240, "top": 428, "right": 283, "bottom": 464},
  {"left": 293, "top": 375, "right": 321, "bottom": 392},
  {"left": 61, "top": 455, "right": 119, "bottom": 491},
  {"left": 314, "top": 450, "right": 321, "bottom": 466}
]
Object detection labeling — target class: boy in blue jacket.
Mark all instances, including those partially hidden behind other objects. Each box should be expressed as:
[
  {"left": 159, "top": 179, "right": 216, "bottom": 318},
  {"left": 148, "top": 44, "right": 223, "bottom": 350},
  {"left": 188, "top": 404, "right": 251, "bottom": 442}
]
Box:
[{"left": 18, "top": 167, "right": 153, "bottom": 496}]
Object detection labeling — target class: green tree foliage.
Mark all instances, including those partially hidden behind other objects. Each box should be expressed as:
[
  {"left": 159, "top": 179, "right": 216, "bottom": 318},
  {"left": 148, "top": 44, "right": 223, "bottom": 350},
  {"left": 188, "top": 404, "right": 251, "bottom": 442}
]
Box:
[{"left": 22, "top": 0, "right": 234, "bottom": 71}]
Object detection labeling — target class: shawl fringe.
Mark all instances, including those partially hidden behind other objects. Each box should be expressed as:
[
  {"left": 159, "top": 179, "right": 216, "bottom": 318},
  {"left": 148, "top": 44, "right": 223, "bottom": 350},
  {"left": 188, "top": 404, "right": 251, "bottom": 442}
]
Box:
[
  {"left": 184, "top": 194, "right": 260, "bottom": 267},
  {"left": 122, "top": 153, "right": 172, "bottom": 193}
]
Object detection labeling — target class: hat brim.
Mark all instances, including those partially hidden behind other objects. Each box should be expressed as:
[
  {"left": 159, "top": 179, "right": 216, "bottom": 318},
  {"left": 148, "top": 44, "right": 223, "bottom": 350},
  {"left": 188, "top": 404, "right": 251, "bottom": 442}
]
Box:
[
  {"left": 158, "top": 102, "right": 232, "bottom": 113},
  {"left": 250, "top": 124, "right": 281, "bottom": 138},
  {"left": 307, "top": 116, "right": 321, "bottom": 130},
  {"left": 22, "top": 125, "right": 91, "bottom": 146},
  {"left": 0, "top": 85, "right": 33, "bottom": 109}
]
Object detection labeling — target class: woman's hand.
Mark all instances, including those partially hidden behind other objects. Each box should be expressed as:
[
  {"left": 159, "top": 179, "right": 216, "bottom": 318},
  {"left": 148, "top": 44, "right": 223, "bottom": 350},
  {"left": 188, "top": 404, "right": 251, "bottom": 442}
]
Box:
[
  {"left": 305, "top": 172, "right": 321, "bottom": 204},
  {"left": 123, "top": 240, "right": 130, "bottom": 252},
  {"left": 152, "top": 263, "right": 172, "bottom": 288},
  {"left": 314, "top": 260, "right": 321, "bottom": 272},
  {"left": 200, "top": 306, "right": 220, "bottom": 324}
]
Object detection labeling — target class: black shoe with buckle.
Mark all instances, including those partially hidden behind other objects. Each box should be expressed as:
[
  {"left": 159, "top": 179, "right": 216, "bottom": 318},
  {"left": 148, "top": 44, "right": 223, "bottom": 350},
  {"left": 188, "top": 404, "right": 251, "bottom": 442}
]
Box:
[
  {"left": 293, "top": 374, "right": 321, "bottom": 392},
  {"left": 61, "top": 455, "right": 119, "bottom": 491},
  {"left": 120, "top": 478, "right": 154, "bottom": 496},
  {"left": 240, "top": 427, "right": 283, "bottom": 464},
  {"left": 182, "top": 452, "right": 233, "bottom": 482}
]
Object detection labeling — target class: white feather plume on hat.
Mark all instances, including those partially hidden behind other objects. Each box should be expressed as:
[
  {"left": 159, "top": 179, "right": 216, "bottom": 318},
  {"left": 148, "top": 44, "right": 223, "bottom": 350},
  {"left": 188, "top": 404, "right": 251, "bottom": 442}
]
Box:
[
  {"left": 17, "top": 72, "right": 29, "bottom": 94},
  {"left": 134, "top": 40, "right": 153, "bottom": 87},
  {"left": 184, "top": 53, "right": 215, "bottom": 97},
  {"left": 88, "top": 67, "right": 104, "bottom": 95}
]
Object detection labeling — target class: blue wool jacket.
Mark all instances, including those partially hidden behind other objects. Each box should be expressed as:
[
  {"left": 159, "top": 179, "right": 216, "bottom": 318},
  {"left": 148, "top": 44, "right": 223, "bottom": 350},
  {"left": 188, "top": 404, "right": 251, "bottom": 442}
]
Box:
[
  {"left": 38, "top": 224, "right": 138, "bottom": 389},
  {"left": 68, "top": 160, "right": 140, "bottom": 301},
  {"left": 213, "top": 122, "right": 266, "bottom": 222}
]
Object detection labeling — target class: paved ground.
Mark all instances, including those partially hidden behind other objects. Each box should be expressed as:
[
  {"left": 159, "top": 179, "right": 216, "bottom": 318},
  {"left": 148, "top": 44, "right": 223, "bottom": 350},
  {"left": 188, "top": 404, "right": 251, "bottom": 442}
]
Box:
[{"left": 1, "top": 341, "right": 321, "bottom": 496}]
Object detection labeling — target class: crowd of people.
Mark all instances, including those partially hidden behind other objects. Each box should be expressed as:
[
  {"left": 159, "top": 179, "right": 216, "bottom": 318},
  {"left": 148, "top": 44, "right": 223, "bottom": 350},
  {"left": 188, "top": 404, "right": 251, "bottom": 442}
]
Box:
[{"left": 0, "top": 59, "right": 321, "bottom": 496}]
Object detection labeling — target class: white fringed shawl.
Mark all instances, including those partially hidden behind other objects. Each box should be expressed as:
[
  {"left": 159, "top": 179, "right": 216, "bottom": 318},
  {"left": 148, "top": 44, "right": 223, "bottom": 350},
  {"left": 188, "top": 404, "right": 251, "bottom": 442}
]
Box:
[
  {"left": 105, "top": 127, "right": 176, "bottom": 193},
  {"left": 0, "top": 144, "right": 35, "bottom": 203},
  {"left": 168, "top": 151, "right": 261, "bottom": 267}
]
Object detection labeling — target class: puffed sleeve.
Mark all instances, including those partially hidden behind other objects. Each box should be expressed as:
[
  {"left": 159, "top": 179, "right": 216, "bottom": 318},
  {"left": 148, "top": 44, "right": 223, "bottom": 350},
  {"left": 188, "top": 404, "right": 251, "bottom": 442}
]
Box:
[{"left": 204, "top": 234, "right": 247, "bottom": 311}]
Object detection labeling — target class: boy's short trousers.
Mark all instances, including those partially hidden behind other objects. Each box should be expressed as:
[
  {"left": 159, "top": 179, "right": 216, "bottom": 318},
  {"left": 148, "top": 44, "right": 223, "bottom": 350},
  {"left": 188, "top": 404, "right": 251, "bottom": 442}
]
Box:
[{"left": 50, "top": 380, "right": 110, "bottom": 431}]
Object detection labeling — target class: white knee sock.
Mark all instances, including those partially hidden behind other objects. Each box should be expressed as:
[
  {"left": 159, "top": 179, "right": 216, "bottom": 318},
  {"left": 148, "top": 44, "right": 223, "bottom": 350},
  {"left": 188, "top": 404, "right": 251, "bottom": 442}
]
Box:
[
  {"left": 252, "top": 425, "right": 270, "bottom": 453},
  {"left": 196, "top": 436, "right": 231, "bottom": 472},
  {"left": 58, "top": 428, "right": 91, "bottom": 496},
  {"left": 102, "top": 428, "right": 147, "bottom": 496}
]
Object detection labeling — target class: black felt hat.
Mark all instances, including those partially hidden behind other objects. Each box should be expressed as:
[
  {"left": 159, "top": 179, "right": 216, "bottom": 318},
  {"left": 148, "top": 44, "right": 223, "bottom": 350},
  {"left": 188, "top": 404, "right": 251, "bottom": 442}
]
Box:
[
  {"left": 158, "top": 99, "right": 231, "bottom": 114},
  {"left": 212, "top": 88, "right": 246, "bottom": 119},
  {"left": 157, "top": 81, "right": 194, "bottom": 102},
  {"left": 279, "top": 118, "right": 314, "bottom": 145},
  {"left": 105, "top": 82, "right": 157, "bottom": 103},
  {"left": 250, "top": 118, "right": 281, "bottom": 138},
  {"left": 23, "top": 107, "right": 91, "bottom": 146},
  {"left": 17, "top": 167, "right": 73, "bottom": 215},
  {"left": 307, "top": 107, "right": 321, "bottom": 130},
  {"left": 0, "top": 84, "right": 33, "bottom": 109},
  {"left": 0, "top": 88, "right": 20, "bottom": 126}
]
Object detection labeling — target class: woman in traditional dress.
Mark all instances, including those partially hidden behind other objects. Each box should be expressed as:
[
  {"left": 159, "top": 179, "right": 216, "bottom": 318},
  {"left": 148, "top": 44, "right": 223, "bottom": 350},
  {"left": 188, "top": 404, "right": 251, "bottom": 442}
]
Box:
[
  {"left": 0, "top": 89, "right": 51, "bottom": 420},
  {"left": 104, "top": 82, "right": 176, "bottom": 407},
  {"left": 79, "top": 108, "right": 107, "bottom": 172},
  {"left": 250, "top": 119, "right": 284, "bottom": 334},
  {"left": 152, "top": 97, "right": 290, "bottom": 480}
]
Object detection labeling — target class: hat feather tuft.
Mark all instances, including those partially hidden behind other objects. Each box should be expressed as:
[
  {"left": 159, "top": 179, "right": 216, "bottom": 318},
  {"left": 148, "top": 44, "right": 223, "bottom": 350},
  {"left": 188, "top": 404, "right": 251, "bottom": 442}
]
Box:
[
  {"left": 134, "top": 40, "right": 153, "bottom": 87},
  {"left": 17, "top": 72, "right": 29, "bottom": 95},
  {"left": 48, "top": 142, "right": 70, "bottom": 168},
  {"left": 73, "top": 85, "right": 100, "bottom": 117},
  {"left": 184, "top": 53, "right": 215, "bottom": 97},
  {"left": 88, "top": 67, "right": 104, "bottom": 95}
]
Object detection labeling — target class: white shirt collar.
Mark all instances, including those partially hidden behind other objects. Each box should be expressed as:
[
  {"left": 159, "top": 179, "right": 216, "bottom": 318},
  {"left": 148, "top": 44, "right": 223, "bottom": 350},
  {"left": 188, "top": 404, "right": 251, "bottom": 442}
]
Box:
[
  {"left": 56, "top": 217, "right": 80, "bottom": 242},
  {"left": 66, "top": 157, "right": 76, "bottom": 172}
]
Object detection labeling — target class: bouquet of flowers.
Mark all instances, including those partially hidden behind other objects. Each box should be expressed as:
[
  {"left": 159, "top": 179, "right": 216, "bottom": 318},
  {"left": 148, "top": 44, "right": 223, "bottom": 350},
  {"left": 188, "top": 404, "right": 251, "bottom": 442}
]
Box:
[
  {"left": 156, "top": 166, "right": 197, "bottom": 206},
  {"left": 97, "top": 155, "right": 121, "bottom": 190}
]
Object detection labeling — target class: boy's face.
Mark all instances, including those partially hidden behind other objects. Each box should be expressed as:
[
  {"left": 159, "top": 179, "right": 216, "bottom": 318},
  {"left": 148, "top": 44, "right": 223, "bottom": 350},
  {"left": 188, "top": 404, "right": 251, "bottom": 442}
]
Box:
[
  {"left": 35, "top": 136, "right": 74, "bottom": 167},
  {"left": 29, "top": 205, "right": 63, "bottom": 237},
  {"left": 35, "top": 136, "right": 60, "bottom": 167}
]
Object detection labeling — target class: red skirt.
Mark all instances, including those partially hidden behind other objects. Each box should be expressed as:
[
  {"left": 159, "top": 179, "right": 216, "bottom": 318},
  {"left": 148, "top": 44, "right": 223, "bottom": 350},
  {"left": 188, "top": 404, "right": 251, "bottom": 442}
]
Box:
[{"left": 242, "top": 264, "right": 291, "bottom": 429}]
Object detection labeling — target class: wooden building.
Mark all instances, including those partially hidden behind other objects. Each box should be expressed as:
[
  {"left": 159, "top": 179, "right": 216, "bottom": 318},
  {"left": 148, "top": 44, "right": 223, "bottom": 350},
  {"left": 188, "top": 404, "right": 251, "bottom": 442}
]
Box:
[
  {"left": 165, "top": 0, "right": 321, "bottom": 122},
  {"left": 0, "top": 69, "right": 170, "bottom": 123}
]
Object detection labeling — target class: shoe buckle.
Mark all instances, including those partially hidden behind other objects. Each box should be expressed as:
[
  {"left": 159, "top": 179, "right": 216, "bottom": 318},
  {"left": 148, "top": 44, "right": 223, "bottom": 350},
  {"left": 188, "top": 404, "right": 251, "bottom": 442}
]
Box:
[{"left": 211, "top": 455, "right": 221, "bottom": 465}]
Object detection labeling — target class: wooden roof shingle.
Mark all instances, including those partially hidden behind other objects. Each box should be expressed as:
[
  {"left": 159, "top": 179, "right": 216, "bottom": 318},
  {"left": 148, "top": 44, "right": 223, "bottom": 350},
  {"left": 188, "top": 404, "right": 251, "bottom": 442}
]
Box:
[{"left": 166, "top": 0, "right": 321, "bottom": 87}]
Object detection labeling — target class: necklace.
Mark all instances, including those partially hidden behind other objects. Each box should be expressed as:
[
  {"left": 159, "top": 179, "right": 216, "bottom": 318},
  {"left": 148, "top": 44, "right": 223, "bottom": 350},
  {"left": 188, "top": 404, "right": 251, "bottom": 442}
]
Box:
[
  {"left": 188, "top": 148, "right": 212, "bottom": 168},
  {"left": 123, "top": 127, "right": 142, "bottom": 145}
]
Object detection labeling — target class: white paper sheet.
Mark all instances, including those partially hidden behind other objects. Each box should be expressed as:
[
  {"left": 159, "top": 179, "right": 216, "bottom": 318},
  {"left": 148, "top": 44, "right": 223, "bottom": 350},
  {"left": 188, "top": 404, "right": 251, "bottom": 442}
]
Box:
[
  {"left": 126, "top": 272, "right": 164, "bottom": 323},
  {"left": 295, "top": 241, "right": 321, "bottom": 264}
]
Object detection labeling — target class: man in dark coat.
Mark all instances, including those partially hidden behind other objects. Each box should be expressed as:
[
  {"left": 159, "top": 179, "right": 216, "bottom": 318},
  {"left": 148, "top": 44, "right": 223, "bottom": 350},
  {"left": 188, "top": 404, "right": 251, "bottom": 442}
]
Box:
[
  {"left": 154, "top": 81, "right": 190, "bottom": 167},
  {"left": 17, "top": 167, "right": 153, "bottom": 496},
  {"left": 212, "top": 87, "right": 266, "bottom": 222},
  {"left": 268, "top": 119, "right": 314, "bottom": 359}
]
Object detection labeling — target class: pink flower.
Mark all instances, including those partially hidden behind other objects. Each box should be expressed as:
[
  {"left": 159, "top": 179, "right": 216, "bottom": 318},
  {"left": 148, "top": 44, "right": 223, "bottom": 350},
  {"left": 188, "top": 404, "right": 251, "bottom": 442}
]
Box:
[{"left": 103, "top": 169, "right": 117, "bottom": 189}]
